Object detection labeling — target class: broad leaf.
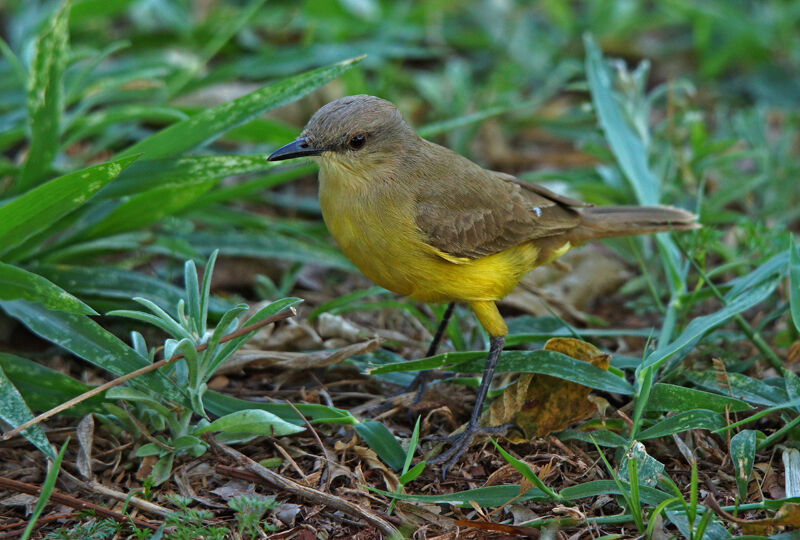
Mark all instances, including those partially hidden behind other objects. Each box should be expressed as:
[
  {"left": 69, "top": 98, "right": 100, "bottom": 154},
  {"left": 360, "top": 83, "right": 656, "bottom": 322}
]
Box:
[
  {"left": 0, "top": 300, "right": 186, "bottom": 405},
  {"left": 195, "top": 409, "right": 304, "bottom": 437},
  {"left": 638, "top": 410, "right": 725, "bottom": 440},
  {"left": 0, "top": 262, "right": 95, "bottom": 315},
  {"left": 730, "top": 429, "right": 756, "bottom": 501},
  {"left": 0, "top": 363, "right": 54, "bottom": 459},
  {"left": 0, "top": 352, "right": 104, "bottom": 415},
  {"left": 353, "top": 420, "right": 406, "bottom": 471},
  {"left": 0, "top": 156, "right": 138, "bottom": 257}
]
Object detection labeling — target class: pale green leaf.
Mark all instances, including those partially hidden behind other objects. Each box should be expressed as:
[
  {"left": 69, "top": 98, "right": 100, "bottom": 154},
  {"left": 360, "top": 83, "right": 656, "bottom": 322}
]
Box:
[{"left": 195, "top": 409, "right": 304, "bottom": 437}]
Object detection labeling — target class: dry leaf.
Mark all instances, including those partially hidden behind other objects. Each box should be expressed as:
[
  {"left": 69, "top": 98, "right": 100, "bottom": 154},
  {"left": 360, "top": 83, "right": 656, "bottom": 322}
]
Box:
[
  {"left": 488, "top": 337, "right": 610, "bottom": 441},
  {"left": 503, "top": 248, "right": 631, "bottom": 320},
  {"left": 219, "top": 338, "right": 380, "bottom": 373},
  {"left": 787, "top": 341, "right": 800, "bottom": 365}
]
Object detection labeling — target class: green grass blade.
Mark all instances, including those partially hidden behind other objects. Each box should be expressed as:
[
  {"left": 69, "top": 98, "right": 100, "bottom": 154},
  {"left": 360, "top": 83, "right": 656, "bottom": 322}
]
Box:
[
  {"left": 63, "top": 104, "right": 188, "bottom": 147},
  {"left": 98, "top": 154, "right": 283, "bottom": 200},
  {"left": 643, "top": 277, "right": 779, "bottom": 371},
  {"left": 730, "top": 429, "right": 756, "bottom": 501},
  {"left": 637, "top": 410, "right": 725, "bottom": 440},
  {"left": 584, "top": 33, "right": 658, "bottom": 205},
  {"left": 34, "top": 265, "right": 233, "bottom": 317},
  {"left": 165, "top": 0, "right": 268, "bottom": 98},
  {"left": 204, "top": 391, "right": 356, "bottom": 425},
  {"left": 445, "top": 349, "right": 636, "bottom": 395},
  {"left": 118, "top": 56, "right": 364, "bottom": 159},
  {"left": 183, "top": 229, "right": 354, "bottom": 271},
  {"left": 791, "top": 237, "right": 800, "bottom": 334},
  {"left": 645, "top": 497, "right": 682, "bottom": 540},
  {"left": 686, "top": 371, "right": 789, "bottom": 407},
  {"left": 402, "top": 417, "right": 421, "bottom": 475},
  {"left": 368, "top": 484, "right": 550, "bottom": 507},
  {"left": 81, "top": 178, "right": 218, "bottom": 240},
  {"left": 0, "top": 35, "right": 26, "bottom": 86},
  {"left": 630, "top": 365, "right": 653, "bottom": 441},
  {"left": 17, "top": 1, "right": 70, "bottom": 192},
  {"left": 0, "top": 352, "right": 104, "bottom": 415},
  {"left": 0, "top": 155, "right": 138, "bottom": 258},
  {"left": 21, "top": 439, "right": 68, "bottom": 540},
  {"left": 0, "top": 363, "right": 55, "bottom": 459},
  {"left": 0, "top": 300, "right": 186, "bottom": 405},
  {"left": 0, "top": 262, "right": 96, "bottom": 315},
  {"left": 199, "top": 250, "right": 218, "bottom": 337},
  {"left": 559, "top": 479, "right": 672, "bottom": 506},
  {"left": 398, "top": 462, "right": 425, "bottom": 485},
  {"left": 490, "top": 438, "right": 561, "bottom": 501},
  {"left": 185, "top": 258, "right": 202, "bottom": 335},
  {"left": 353, "top": 420, "right": 406, "bottom": 471},
  {"left": 646, "top": 383, "right": 751, "bottom": 413},
  {"left": 195, "top": 409, "right": 305, "bottom": 437}
]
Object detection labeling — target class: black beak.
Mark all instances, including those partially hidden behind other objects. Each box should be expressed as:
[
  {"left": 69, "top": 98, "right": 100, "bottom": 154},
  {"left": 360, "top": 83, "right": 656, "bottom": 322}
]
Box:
[{"left": 267, "top": 137, "right": 323, "bottom": 161}]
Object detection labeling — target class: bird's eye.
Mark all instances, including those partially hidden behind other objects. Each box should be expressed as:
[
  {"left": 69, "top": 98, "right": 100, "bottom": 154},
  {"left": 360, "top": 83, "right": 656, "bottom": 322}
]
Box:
[{"left": 348, "top": 134, "right": 366, "bottom": 150}]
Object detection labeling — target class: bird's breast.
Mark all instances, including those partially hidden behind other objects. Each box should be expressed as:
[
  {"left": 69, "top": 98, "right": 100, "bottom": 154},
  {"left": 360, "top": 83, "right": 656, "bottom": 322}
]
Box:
[
  {"left": 317, "top": 165, "right": 543, "bottom": 304},
  {"left": 318, "top": 168, "right": 422, "bottom": 296}
]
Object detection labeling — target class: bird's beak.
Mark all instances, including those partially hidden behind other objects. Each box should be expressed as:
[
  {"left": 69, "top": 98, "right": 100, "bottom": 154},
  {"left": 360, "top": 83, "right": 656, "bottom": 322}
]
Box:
[{"left": 267, "top": 137, "right": 323, "bottom": 161}]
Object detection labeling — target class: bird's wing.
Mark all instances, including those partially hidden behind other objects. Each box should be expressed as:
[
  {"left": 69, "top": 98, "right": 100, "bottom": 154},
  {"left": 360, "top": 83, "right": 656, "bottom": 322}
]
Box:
[{"left": 414, "top": 169, "right": 585, "bottom": 259}]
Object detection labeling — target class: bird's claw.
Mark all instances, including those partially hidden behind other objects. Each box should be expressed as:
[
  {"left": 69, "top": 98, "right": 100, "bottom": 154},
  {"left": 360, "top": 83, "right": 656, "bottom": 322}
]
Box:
[{"left": 426, "top": 423, "right": 515, "bottom": 479}]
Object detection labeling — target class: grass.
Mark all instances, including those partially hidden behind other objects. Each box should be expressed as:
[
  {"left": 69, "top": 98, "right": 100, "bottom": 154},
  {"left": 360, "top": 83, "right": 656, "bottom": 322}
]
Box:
[{"left": 0, "top": 0, "right": 799, "bottom": 537}]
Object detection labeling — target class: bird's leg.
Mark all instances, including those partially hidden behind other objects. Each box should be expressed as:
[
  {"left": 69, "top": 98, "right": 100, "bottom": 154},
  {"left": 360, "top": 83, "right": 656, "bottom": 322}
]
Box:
[
  {"left": 406, "top": 302, "right": 455, "bottom": 403},
  {"left": 427, "top": 335, "right": 511, "bottom": 477}
]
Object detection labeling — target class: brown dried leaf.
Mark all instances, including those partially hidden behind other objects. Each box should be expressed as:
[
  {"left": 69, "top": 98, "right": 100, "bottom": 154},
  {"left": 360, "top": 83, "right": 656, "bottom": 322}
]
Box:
[
  {"left": 740, "top": 503, "right": 800, "bottom": 535},
  {"left": 488, "top": 338, "right": 610, "bottom": 440},
  {"left": 219, "top": 338, "right": 380, "bottom": 373},
  {"left": 76, "top": 414, "right": 95, "bottom": 480},
  {"left": 503, "top": 248, "right": 630, "bottom": 320},
  {"left": 788, "top": 341, "right": 800, "bottom": 365}
]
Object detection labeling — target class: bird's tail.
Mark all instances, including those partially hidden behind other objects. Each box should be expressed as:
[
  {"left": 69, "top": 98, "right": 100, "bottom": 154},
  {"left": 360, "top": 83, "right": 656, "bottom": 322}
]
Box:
[{"left": 568, "top": 205, "right": 699, "bottom": 244}]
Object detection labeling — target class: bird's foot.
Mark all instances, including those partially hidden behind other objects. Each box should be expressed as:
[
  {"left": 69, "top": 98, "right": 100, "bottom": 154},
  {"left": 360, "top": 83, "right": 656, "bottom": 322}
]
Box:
[{"left": 425, "top": 422, "right": 516, "bottom": 479}]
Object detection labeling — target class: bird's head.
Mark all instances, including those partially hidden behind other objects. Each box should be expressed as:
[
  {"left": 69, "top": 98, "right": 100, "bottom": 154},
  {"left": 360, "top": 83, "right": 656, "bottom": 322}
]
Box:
[{"left": 267, "top": 95, "right": 415, "bottom": 178}]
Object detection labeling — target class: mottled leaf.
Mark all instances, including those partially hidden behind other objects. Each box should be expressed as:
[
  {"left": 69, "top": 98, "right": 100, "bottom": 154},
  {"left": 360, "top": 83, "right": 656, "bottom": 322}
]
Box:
[
  {"left": 17, "top": 1, "right": 70, "bottom": 191},
  {"left": 730, "top": 430, "right": 756, "bottom": 501},
  {"left": 0, "top": 262, "right": 95, "bottom": 315},
  {"left": 0, "top": 300, "right": 186, "bottom": 405},
  {"left": 638, "top": 410, "right": 725, "bottom": 440},
  {"left": 0, "top": 156, "right": 138, "bottom": 257},
  {"left": 0, "top": 364, "right": 54, "bottom": 459}
]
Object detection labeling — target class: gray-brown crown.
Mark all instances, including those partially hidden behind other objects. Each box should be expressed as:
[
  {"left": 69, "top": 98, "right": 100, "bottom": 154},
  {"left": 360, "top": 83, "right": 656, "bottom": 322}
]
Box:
[{"left": 301, "top": 95, "right": 410, "bottom": 152}]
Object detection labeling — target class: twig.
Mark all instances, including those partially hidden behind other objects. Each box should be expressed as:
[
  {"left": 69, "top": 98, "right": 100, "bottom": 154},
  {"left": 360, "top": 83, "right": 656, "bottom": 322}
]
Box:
[
  {"left": 285, "top": 400, "right": 330, "bottom": 489},
  {"left": 2, "top": 307, "right": 296, "bottom": 442},
  {"left": 61, "top": 469, "right": 172, "bottom": 518},
  {"left": 210, "top": 438, "right": 400, "bottom": 537},
  {"left": 0, "top": 512, "right": 79, "bottom": 532},
  {"left": 0, "top": 476, "right": 158, "bottom": 530}
]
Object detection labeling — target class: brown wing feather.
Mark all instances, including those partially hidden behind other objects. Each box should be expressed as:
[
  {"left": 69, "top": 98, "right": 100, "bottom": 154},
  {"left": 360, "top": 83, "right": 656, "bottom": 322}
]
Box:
[{"left": 414, "top": 156, "right": 582, "bottom": 259}]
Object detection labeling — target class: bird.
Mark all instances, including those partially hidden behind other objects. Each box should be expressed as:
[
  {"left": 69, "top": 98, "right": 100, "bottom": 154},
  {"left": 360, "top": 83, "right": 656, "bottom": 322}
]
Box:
[{"left": 268, "top": 94, "right": 698, "bottom": 475}]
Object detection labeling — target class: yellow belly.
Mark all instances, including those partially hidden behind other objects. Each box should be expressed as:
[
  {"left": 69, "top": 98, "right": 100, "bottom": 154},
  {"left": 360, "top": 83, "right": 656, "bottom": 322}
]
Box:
[{"left": 319, "top": 179, "right": 542, "bottom": 305}]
